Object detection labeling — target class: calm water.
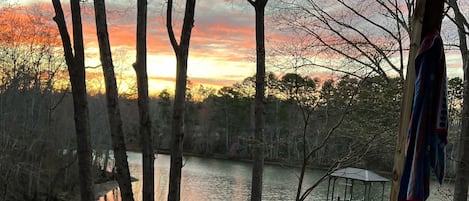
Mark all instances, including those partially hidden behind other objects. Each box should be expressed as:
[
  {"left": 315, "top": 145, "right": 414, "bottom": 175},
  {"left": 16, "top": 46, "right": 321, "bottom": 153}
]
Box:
[{"left": 98, "top": 152, "right": 453, "bottom": 201}]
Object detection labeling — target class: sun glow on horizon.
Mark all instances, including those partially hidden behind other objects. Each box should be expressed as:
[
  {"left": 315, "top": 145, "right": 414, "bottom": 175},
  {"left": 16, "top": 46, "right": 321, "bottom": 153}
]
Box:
[
  {"left": 80, "top": 47, "right": 250, "bottom": 97},
  {"left": 1, "top": 0, "right": 465, "bottom": 99}
]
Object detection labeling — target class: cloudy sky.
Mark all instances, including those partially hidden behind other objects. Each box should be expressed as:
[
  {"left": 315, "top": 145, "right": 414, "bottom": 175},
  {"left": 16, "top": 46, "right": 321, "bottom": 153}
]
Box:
[
  {"left": 3, "top": 0, "right": 465, "bottom": 95},
  {"left": 3, "top": 0, "right": 265, "bottom": 94}
]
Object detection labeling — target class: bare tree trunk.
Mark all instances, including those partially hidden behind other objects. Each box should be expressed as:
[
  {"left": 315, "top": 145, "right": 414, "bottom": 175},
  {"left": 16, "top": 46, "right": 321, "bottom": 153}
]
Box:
[
  {"left": 296, "top": 112, "right": 310, "bottom": 201},
  {"left": 275, "top": 100, "right": 280, "bottom": 160},
  {"left": 225, "top": 100, "right": 230, "bottom": 152},
  {"left": 166, "top": 0, "right": 196, "bottom": 200},
  {"left": 133, "top": 0, "right": 155, "bottom": 201},
  {"left": 51, "top": 1, "right": 95, "bottom": 201},
  {"left": 449, "top": 0, "right": 469, "bottom": 200},
  {"left": 247, "top": 1, "right": 268, "bottom": 201},
  {"left": 93, "top": 1, "right": 134, "bottom": 200}
]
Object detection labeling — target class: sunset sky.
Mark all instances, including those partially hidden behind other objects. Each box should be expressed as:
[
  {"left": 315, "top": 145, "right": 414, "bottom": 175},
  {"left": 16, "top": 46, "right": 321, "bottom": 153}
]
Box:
[{"left": 3, "top": 0, "right": 465, "bottom": 96}]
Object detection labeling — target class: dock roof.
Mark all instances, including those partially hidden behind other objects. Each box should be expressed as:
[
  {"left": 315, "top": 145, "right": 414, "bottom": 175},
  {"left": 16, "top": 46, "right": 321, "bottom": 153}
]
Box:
[{"left": 330, "top": 167, "right": 389, "bottom": 182}]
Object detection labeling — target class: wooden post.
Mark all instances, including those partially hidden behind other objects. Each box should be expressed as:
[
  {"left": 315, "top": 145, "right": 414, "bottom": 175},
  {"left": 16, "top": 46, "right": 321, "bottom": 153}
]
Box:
[
  {"left": 390, "top": 0, "right": 445, "bottom": 200},
  {"left": 389, "top": 0, "right": 426, "bottom": 200}
]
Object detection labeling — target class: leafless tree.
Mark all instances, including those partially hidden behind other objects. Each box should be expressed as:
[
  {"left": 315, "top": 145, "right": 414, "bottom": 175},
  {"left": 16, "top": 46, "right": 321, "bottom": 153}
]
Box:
[
  {"left": 93, "top": 0, "right": 134, "bottom": 200},
  {"left": 52, "top": 0, "right": 95, "bottom": 200},
  {"left": 447, "top": 0, "right": 469, "bottom": 200},
  {"left": 279, "top": 74, "right": 372, "bottom": 201},
  {"left": 295, "top": 107, "right": 350, "bottom": 200},
  {"left": 166, "top": 0, "right": 196, "bottom": 200},
  {"left": 247, "top": 1, "right": 268, "bottom": 201},
  {"left": 133, "top": 0, "right": 155, "bottom": 200},
  {"left": 273, "top": 0, "right": 413, "bottom": 81},
  {"left": 0, "top": 5, "right": 79, "bottom": 200}
]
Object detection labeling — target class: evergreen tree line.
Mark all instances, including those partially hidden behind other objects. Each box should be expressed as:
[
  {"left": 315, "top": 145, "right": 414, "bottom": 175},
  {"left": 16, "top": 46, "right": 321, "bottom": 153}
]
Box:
[{"left": 153, "top": 73, "right": 463, "bottom": 173}]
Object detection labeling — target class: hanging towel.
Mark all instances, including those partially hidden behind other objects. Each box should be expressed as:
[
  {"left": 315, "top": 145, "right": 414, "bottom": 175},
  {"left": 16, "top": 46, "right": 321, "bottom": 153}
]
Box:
[{"left": 398, "top": 31, "right": 448, "bottom": 201}]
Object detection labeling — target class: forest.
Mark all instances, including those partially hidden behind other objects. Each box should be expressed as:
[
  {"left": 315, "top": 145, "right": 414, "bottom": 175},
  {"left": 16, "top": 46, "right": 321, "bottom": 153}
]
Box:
[
  {"left": 0, "top": 0, "right": 468, "bottom": 201},
  {"left": 0, "top": 47, "right": 465, "bottom": 200}
]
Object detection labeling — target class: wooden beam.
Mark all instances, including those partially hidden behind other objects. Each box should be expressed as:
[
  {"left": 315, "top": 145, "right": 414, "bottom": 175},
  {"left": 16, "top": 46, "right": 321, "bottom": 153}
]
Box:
[
  {"left": 389, "top": 0, "right": 426, "bottom": 200},
  {"left": 390, "top": 0, "right": 445, "bottom": 200}
]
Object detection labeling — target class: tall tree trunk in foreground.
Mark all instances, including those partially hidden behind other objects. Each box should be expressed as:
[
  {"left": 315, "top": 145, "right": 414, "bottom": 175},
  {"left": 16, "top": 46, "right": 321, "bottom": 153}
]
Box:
[
  {"left": 391, "top": 0, "right": 445, "bottom": 200},
  {"left": 51, "top": 1, "right": 95, "bottom": 200},
  {"left": 389, "top": 0, "right": 426, "bottom": 200},
  {"left": 133, "top": 0, "right": 155, "bottom": 201},
  {"left": 94, "top": 0, "right": 134, "bottom": 200},
  {"left": 450, "top": 0, "right": 469, "bottom": 200},
  {"left": 166, "top": 0, "right": 196, "bottom": 201},
  {"left": 247, "top": 1, "right": 268, "bottom": 201}
]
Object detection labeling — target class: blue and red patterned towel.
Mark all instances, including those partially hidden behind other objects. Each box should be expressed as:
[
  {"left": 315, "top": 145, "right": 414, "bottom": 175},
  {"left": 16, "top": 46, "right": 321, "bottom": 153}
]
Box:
[{"left": 398, "top": 31, "right": 448, "bottom": 201}]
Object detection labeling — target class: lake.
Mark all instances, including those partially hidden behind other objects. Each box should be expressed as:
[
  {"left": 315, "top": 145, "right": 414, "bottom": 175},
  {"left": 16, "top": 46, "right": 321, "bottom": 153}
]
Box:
[{"left": 98, "top": 152, "right": 453, "bottom": 201}]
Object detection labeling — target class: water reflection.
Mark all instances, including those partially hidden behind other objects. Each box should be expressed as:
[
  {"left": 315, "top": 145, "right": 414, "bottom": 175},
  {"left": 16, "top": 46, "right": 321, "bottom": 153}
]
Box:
[
  {"left": 99, "top": 152, "right": 330, "bottom": 201},
  {"left": 98, "top": 152, "right": 451, "bottom": 201}
]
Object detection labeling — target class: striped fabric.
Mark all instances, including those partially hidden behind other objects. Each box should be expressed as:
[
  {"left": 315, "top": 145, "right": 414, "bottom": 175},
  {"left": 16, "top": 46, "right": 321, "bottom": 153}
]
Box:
[{"left": 398, "top": 31, "right": 448, "bottom": 201}]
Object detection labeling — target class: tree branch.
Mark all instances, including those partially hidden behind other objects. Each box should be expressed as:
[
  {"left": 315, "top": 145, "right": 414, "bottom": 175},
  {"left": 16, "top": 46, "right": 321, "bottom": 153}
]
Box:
[
  {"left": 179, "top": 0, "right": 196, "bottom": 54},
  {"left": 338, "top": 0, "right": 399, "bottom": 40},
  {"left": 51, "top": 0, "right": 75, "bottom": 72},
  {"left": 71, "top": 0, "right": 84, "bottom": 69},
  {"left": 307, "top": 4, "right": 389, "bottom": 77},
  {"left": 166, "top": 0, "right": 179, "bottom": 53}
]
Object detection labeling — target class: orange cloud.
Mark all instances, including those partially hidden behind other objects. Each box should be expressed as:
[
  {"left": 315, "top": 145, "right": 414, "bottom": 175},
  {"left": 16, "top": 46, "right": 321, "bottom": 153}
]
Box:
[{"left": 11, "top": 1, "right": 416, "bottom": 96}]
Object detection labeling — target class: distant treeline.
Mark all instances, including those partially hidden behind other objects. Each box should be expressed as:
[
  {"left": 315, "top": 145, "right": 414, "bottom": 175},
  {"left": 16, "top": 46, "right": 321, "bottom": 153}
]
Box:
[{"left": 0, "top": 69, "right": 463, "bottom": 200}]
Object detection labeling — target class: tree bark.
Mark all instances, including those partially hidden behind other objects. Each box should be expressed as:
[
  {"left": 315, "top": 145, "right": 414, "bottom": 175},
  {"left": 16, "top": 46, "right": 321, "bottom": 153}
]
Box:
[
  {"left": 392, "top": 0, "right": 445, "bottom": 200},
  {"left": 51, "top": 1, "right": 95, "bottom": 201},
  {"left": 450, "top": 0, "right": 469, "bottom": 200},
  {"left": 93, "top": 1, "right": 134, "bottom": 200},
  {"left": 133, "top": 0, "right": 155, "bottom": 201},
  {"left": 166, "top": 0, "right": 196, "bottom": 201},
  {"left": 247, "top": 1, "right": 268, "bottom": 201},
  {"left": 389, "top": 0, "right": 426, "bottom": 200}
]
